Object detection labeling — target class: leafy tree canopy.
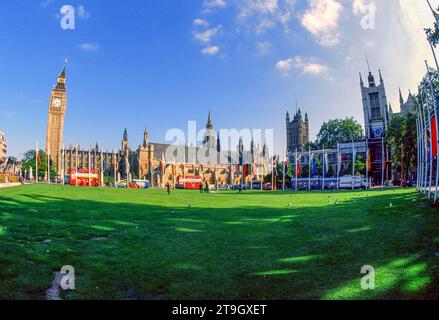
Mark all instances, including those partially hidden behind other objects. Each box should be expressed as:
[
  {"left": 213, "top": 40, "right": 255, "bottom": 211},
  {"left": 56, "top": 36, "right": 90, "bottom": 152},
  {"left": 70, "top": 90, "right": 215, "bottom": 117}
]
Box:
[{"left": 315, "top": 118, "right": 363, "bottom": 149}]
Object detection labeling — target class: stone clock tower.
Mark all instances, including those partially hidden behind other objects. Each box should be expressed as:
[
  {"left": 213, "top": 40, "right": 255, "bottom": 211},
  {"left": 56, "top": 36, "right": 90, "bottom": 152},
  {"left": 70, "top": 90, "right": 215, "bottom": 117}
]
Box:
[
  {"left": 360, "top": 68, "right": 391, "bottom": 184},
  {"left": 45, "top": 61, "right": 67, "bottom": 174}
]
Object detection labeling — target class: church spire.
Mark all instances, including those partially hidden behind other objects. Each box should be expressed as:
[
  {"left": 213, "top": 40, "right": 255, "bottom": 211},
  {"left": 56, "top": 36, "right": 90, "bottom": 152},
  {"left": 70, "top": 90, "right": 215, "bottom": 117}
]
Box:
[
  {"left": 399, "top": 88, "right": 404, "bottom": 104},
  {"left": 55, "top": 60, "right": 67, "bottom": 91},
  {"left": 389, "top": 103, "right": 394, "bottom": 115},
  {"left": 142, "top": 127, "right": 148, "bottom": 148},
  {"left": 206, "top": 110, "right": 213, "bottom": 130},
  {"left": 365, "top": 55, "right": 375, "bottom": 87},
  {"left": 123, "top": 128, "right": 128, "bottom": 142},
  {"left": 59, "top": 59, "right": 67, "bottom": 78},
  {"left": 366, "top": 55, "right": 371, "bottom": 73}
]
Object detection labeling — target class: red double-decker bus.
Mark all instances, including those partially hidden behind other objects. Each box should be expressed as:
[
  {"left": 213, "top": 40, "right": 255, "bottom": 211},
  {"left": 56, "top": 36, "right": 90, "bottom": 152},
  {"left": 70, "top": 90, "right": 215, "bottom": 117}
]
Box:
[
  {"left": 70, "top": 169, "right": 100, "bottom": 187},
  {"left": 176, "top": 175, "right": 203, "bottom": 189}
]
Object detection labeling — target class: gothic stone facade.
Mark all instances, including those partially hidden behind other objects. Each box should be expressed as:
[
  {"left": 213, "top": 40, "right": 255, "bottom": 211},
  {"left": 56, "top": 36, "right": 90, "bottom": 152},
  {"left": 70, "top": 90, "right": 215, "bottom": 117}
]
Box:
[
  {"left": 389, "top": 89, "right": 416, "bottom": 117},
  {"left": 46, "top": 63, "right": 269, "bottom": 186},
  {"left": 62, "top": 116, "right": 268, "bottom": 187},
  {"left": 286, "top": 109, "right": 309, "bottom": 153},
  {"left": 360, "top": 69, "right": 391, "bottom": 184}
]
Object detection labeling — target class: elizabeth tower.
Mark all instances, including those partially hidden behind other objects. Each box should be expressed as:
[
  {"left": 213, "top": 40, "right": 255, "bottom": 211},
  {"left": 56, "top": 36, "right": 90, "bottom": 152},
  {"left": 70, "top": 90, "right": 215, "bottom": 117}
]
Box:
[{"left": 45, "top": 62, "right": 67, "bottom": 174}]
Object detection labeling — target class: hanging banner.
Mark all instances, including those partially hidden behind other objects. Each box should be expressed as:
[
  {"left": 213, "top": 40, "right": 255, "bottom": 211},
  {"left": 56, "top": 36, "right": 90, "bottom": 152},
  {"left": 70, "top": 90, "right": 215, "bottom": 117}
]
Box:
[{"left": 431, "top": 114, "right": 438, "bottom": 158}]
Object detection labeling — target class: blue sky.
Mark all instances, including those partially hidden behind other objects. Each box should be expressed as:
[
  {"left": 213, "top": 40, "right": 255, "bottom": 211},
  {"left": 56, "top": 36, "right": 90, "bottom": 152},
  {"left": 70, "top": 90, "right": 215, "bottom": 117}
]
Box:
[{"left": 0, "top": 0, "right": 435, "bottom": 158}]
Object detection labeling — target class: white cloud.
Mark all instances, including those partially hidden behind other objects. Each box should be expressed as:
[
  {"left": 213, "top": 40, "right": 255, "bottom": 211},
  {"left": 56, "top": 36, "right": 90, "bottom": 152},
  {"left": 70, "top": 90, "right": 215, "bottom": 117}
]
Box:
[
  {"left": 193, "top": 18, "right": 209, "bottom": 26},
  {"left": 77, "top": 5, "right": 91, "bottom": 19},
  {"left": 276, "top": 58, "right": 294, "bottom": 75},
  {"left": 237, "top": 0, "right": 297, "bottom": 34},
  {"left": 203, "top": 0, "right": 227, "bottom": 10},
  {"left": 194, "top": 26, "right": 221, "bottom": 43},
  {"left": 276, "top": 56, "right": 329, "bottom": 77},
  {"left": 238, "top": 0, "right": 279, "bottom": 20},
  {"left": 202, "top": 46, "right": 220, "bottom": 55},
  {"left": 192, "top": 0, "right": 297, "bottom": 56},
  {"left": 78, "top": 43, "right": 100, "bottom": 52},
  {"left": 300, "top": 0, "right": 343, "bottom": 46}
]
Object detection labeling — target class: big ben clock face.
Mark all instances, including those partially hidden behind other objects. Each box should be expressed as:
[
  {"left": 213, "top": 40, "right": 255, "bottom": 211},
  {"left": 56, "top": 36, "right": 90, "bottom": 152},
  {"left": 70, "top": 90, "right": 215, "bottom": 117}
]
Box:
[{"left": 52, "top": 98, "right": 62, "bottom": 108}]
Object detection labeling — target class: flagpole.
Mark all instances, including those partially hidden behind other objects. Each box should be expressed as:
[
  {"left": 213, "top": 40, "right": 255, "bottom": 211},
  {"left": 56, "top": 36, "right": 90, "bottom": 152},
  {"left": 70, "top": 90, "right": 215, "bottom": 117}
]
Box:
[
  {"left": 47, "top": 149, "right": 51, "bottom": 185},
  {"left": 352, "top": 141, "right": 355, "bottom": 190},
  {"left": 416, "top": 101, "right": 423, "bottom": 192},
  {"left": 417, "top": 87, "right": 424, "bottom": 191},
  {"left": 295, "top": 148, "right": 298, "bottom": 191},
  {"left": 419, "top": 86, "right": 428, "bottom": 195},
  {"left": 308, "top": 146, "right": 311, "bottom": 191},
  {"left": 62, "top": 146, "right": 65, "bottom": 186},
  {"left": 100, "top": 151, "right": 103, "bottom": 187},
  {"left": 426, "top": 84, "right": 433, "bottom": 199},
  {"left": 425, "top": 61, "right": 439, "bottom": 202},
  {"left": 250, "top": 163, "right": 253, "bottom": 191},
  {"left": 36, "top": 141, "right": 39, "bottom": 184},
  {"left": 381, "top": 137, "right": 385, "bottom": 189},
  {"left": 113, "top": 151, "right": 116, "bottom": 186},
  {"left": 88, "top": 147, "right": 91, "bottom": 187},
  {"left": 422, "top": 89, "right": 430, "bottom": 195},
  {"left": 423, "top": 91, "right": 428, "bottom": 195},
  {"left": 416, "top": 110, "right": 420, "bottom": 191},
  {"left": 75, "top": 145, "right": 78, "bottom": 187},
  {"left": 126, "top": 153, "right": 130, "bottom": 188},
  {"left": 271, "top": 156, "right": 274, "bottom": 191},
  {"left": 337, "top": 142, "right": 341, "bottom": 190},
  {"left": 365, "top": 139, "right": 369, "bottom": 185},
  {"left": 283, "top": 151, "right": 286, "bottom": 192},
  {"left": 270, "top": 157, "right": 273, "bottom": 191},
  {"left": 418, "top": 89, "right": 426, "bottom": 194},
  {"left": 322, "top": 151, "right": 325, "bottom": 191}
]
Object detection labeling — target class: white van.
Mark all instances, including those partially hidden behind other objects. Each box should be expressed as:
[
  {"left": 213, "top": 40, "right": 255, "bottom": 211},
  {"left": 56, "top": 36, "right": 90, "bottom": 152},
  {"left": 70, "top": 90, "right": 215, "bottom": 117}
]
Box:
[{"left": 339, "top": 176, "right": 369, "bottom": 190}]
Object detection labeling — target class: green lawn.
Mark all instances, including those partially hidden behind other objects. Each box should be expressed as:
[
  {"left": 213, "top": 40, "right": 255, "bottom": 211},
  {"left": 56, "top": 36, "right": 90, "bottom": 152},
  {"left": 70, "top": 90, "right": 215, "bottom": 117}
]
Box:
[{"left": 0, "top": 185, "right": 439, "bottom": 300}]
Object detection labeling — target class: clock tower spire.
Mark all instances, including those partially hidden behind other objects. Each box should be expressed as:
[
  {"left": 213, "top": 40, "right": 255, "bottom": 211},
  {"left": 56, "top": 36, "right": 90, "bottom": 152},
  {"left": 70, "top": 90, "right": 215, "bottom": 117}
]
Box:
[{"left": 45, "top": 61, "right": 68, "bottom": 175}]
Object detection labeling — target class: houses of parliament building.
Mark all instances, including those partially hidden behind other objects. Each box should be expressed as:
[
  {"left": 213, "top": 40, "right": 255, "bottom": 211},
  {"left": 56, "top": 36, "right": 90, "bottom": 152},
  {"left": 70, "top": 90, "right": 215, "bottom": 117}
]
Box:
[{"left": 45, "top": 63, "right": 269, "bottom": 186}]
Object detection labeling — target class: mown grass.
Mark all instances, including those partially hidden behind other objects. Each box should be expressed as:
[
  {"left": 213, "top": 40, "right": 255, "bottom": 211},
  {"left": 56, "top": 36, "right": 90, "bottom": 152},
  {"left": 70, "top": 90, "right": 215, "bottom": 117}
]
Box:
[{"left": 0, "top": 185, "right": 438, "bottom": 300}]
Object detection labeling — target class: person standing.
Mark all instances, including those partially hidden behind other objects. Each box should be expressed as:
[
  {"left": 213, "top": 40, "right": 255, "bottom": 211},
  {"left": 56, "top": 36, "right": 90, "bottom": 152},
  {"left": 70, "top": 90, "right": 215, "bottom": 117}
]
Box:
[
  {"left": 205, "top": 181, "right": 210, "bottom": 193},
  {"left": 166, "top": 182, "right": 171, "bottom": 195}
]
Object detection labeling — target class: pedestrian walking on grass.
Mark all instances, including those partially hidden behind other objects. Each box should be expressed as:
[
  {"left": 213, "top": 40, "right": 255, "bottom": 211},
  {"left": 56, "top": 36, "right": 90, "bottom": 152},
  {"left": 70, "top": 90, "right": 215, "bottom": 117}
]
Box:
[
  {"left": 199, "top": 182, "right": 204, "bottom": 194},
  {"left": 166, "top": 183, "right": 171, "bottom": 195}
]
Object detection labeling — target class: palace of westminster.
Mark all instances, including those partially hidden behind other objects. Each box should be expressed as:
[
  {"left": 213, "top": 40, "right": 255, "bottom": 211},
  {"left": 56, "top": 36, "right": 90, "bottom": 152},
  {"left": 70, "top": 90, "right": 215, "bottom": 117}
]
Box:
[
  {"left": 45, "top": 62, "right": 415, "bottom": 186},
  {"left": 46, "top": 63, "right": 270, "bottom": 186}
]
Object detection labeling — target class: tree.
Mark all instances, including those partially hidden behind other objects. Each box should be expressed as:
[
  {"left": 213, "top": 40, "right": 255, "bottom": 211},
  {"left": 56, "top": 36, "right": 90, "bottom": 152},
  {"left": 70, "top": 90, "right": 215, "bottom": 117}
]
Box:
[
  {"left": 6, "top": 156, "right": 18, "bottom": 166},
  {"left": 355, "top": 155, "right": 366, "bottom": 175},
  {"left": 316, "top": 118, "right": 363, "bottom": 149},
  {"left": 387, "top": 113, "right": 417, "bottom": 182},
  {"left": 425, "top": 4, "right": 439, "bottom": 48},
  {"left": 21, "top": 149, "right": 56, "bottom": 179},
  {"left": 303, "top": 141, "right": 318, "bottom": 151}
]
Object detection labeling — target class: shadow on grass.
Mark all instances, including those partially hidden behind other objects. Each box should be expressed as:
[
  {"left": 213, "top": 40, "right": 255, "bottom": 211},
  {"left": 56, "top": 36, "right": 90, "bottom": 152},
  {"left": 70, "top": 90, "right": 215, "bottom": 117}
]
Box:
[{"left": 0, "top": 186, "right": 438, "bottom": 300}]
